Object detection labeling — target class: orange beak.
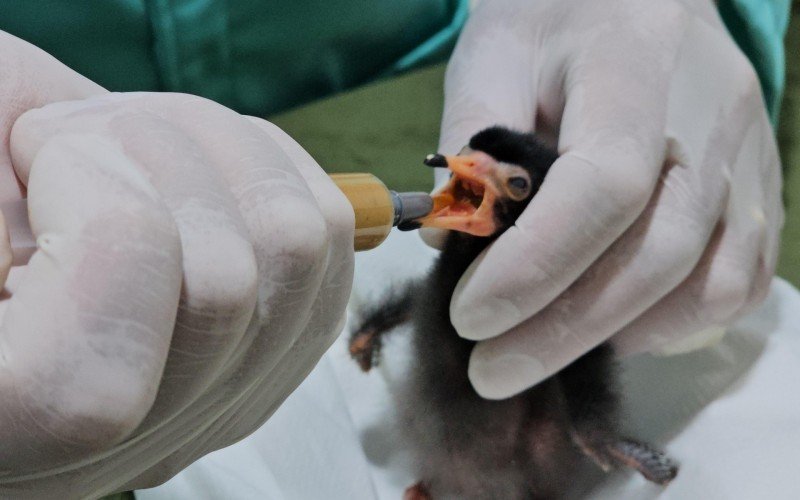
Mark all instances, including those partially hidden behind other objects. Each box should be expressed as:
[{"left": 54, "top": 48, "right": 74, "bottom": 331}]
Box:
[{"left": 416, "top": 152, "right": 500, "bottom": 237}]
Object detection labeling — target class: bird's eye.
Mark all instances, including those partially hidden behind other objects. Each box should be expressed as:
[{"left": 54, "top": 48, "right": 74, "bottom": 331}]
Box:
[{"left": 508, "top": 177, "right": 529, "bottom": 191}]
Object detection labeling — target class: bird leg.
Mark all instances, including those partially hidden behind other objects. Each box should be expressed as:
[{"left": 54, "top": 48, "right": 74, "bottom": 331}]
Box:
[
  {"left": 570, "top": 430, "right": 615, "bottom": 472},
  {"left": 558, "top": 344, "right": 679, "bottom": 484},
  {"left": 349, "top": 284, "right": 415, "bottom": 371},
  {"left": 570, "top": 430, "right": 678, "bottom": 485}
]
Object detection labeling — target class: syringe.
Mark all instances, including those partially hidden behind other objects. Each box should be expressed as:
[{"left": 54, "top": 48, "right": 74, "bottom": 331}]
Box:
[{"left": 0, "top": 173, "right": 433, "bottom": 260}]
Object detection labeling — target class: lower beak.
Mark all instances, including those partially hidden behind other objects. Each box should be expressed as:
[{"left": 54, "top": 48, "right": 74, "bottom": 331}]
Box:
[{"left": 414, "top": 154, "right": 498, "bottom": 237}]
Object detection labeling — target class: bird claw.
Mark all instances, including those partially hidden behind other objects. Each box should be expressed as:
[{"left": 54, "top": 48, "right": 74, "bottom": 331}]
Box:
[
  {"left": 348, "top": 329, "right": 381, "bottom": 372},
  {"left": 607, "top": 438, "right": 679, "bottom": 485},
  {"left": 403, "top": 482, "right": 432, "bottom": 500}
]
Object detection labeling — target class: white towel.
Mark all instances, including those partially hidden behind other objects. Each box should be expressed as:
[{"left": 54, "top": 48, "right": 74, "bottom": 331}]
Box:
[{"left": 140, "top": 231, "right": 800, "bottom": 500}]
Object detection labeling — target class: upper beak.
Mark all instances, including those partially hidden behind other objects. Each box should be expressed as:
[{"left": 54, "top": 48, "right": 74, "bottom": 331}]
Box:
[{"left": 413, "top": 153, "right": 499, "bottom": 237}]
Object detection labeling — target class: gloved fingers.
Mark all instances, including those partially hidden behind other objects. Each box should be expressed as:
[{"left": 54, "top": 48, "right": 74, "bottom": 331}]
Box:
[
  {"left": 167, "top": 119, "right": 357, "bottom": 458},
  {"left": 438, "top": 0, "right": 539, "bottom": 155},
  {"left": 118, "top": 305, "right": 333, "bottom": 490},
  {"left": 612, "top": 112, "right": 782, "bottom": 357},
  {"left": 245, "top": 118, "right": 354, "bottom": 275},
  {"left": 448, "top": 149, "right": 660, "bottom": 341},
  {"left": 186, "top": 300, "right": 343, "bottom": 459},
  {"left": 139, "top": 94, "right": 333, "bottom": 383},
  {"left": 449, "top": 6, "right": 686, "bottom": 341},
  {"left": 12, "top": 97, "right": 261, "bottom": 423},
  {"left": 465, "top": 158, "right": 727, "bottom": 399},
  {"left": 611, "top": 219, "right": 766, "bottom": 357},
  {"left": 0, "top": 31, "right": 105, "bottom": 203},
  {"left": 130, "top": 328, "right": 320, "bottom": 481},
  {"left": 101, "top": 111, "right": 259, "bottom": 421},
  {"left": 216, "top": 325, "right": 335, "bottom": 448},
  {"left": 239, "top": 119, "right": 354, "bottom": 427},
  {"left": 245, "top": 117, "right": 355, "bottom": 336},
  {"left": 120, "top": 116, "right": 356, "bottom": 477},
  {"left": 0, "top": 132, "right": 181, "bottom": 467},
  {"left": 0, "top": 32, "right": 106, "bottom": 291}
]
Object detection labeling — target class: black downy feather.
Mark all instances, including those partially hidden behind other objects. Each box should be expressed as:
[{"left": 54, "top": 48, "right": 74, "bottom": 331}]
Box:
[{"left": 350, "top": 127, "right": 677, "bottom": 499}]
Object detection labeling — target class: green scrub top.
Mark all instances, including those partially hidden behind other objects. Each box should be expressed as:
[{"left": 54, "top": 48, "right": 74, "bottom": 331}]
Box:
[
  {"left": 0, "top": 0, "right": 789, "bottom": 119},
  {"left": 0, "top": 0, "right": 466, "bottom": 116},
  {"left": 719, "top": 0, "right": 792, "bottom": 124}
]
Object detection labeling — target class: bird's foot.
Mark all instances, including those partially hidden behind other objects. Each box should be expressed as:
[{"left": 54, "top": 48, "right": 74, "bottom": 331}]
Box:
[
  {"left": 607, "top": 438, "right": 679, "bottom": 485},
  {"left": 403, "top": 482, "right": 431, "bottom": 500},
  {"left": 572, "top": 431, "right": 678, "bottom": 485},
  {"left": 348, "top": 328, "right": 381, "bottom": 372}
]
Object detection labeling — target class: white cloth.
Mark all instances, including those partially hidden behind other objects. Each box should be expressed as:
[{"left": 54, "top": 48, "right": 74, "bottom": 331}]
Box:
[{"left": 140, "top": 231, "right": 800, "bottom": 499}]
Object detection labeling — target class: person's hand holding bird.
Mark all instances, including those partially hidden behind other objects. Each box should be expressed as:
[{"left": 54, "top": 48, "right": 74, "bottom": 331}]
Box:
[
  {"left": 0, "top": 31, "right": 354, "bottom": 498},
  {"left": 429, "top": 0, "right": 782, "bottom": 399}
]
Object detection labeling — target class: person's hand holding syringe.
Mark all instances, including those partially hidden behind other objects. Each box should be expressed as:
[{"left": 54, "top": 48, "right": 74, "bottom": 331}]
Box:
[
  {"left": 0, "top": 30, "right": 374, "bottom": 497},
  {"left": 0, "top": 173, "right": 433, "bottom": 272}
]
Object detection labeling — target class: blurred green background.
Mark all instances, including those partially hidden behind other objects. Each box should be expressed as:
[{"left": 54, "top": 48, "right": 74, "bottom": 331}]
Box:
[
  {"left": 778, "top": 1, "right": 800, "bottom": 286},
  {"left": 271, "top": 3, "right": 800, "bottom": 288}
]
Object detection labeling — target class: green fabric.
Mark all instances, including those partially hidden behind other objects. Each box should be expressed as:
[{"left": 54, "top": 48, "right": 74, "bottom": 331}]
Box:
[
  {"left": 0, "top": 1, "right": 786, "bottom": 119},
  {"left": 0, "top": 1, "right": 161, "bottom": 93},
  {"left": 719, "top": 0, "right": 792, "bottom": 124},
  {"left": 0, "top": 0, "right": 466, "bottom": 116}
]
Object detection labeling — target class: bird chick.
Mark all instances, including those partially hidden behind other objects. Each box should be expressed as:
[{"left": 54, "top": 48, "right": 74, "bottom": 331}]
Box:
[{"left": 349, "top": 126, "right": 678, "bottom": 499}]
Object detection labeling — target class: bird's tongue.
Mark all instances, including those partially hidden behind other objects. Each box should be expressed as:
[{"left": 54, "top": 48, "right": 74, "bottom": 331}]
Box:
[{"left": 415, "top": 154, "right": 498, "bottom": 237}]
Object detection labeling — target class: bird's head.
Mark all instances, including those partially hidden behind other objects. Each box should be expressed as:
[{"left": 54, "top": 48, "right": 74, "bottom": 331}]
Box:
[{"left": 409, "top": 126, "right": 557, "bottom": 237}]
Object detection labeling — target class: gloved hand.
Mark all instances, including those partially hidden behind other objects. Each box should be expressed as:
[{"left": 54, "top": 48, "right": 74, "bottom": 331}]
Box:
[
  {"left": 0, "top": 31, "right": 354, "bottom": 498},
  {"left": 433, "top": 0, "right": 783, "bottom": 399}
]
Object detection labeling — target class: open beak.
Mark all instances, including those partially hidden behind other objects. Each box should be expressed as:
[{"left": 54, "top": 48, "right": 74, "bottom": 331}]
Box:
[{"left": 414, "top": 152, "right": 500, "bottom": 237}]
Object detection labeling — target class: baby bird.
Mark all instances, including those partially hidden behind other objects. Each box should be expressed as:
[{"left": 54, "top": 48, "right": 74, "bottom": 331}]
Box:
[{"left": 349, "top": 127, "right": 678, "bottom": 499}]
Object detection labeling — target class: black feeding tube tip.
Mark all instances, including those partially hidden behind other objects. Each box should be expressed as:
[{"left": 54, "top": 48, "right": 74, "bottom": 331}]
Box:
[{"left": 423, "top": 154, "right": 448, "bottom": 168}]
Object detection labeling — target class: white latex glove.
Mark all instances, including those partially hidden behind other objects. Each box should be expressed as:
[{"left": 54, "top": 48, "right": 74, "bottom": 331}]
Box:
[
  {"left": 0, "top": 32, "right": 354, "bottom": 498},
  {"left": 434, "top": 0, "right": 783, "bottom": 399}
]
